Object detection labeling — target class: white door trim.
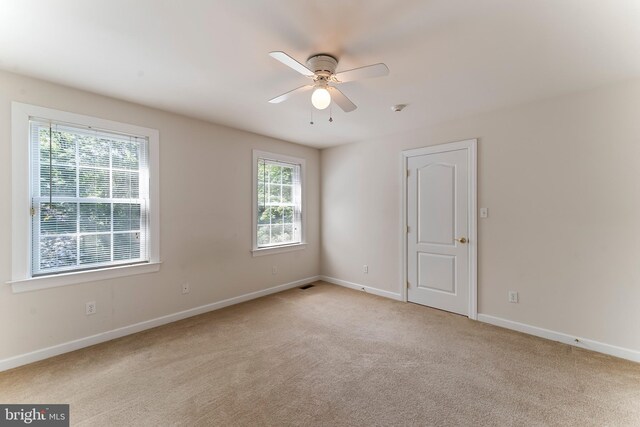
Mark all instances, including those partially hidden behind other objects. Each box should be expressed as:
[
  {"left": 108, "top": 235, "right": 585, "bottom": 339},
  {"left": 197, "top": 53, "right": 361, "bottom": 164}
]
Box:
[{"left": 400, "top": 139, "right": 478, "bottom": 320}]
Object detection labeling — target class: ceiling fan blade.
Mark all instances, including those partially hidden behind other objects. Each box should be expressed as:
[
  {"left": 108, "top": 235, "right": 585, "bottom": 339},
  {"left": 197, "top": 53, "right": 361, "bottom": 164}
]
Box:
[
  {"left": 269, "top": 51, "right": 315, "bottom": 77},
  {"left": 328, "top": 86, "right": 357, "bottom": 112},
  {"left": 269, "top": 85, "right": 313, "bottom": 103},
  {"left": 334, "top": 63, "right": 389, "bottom": 83}
]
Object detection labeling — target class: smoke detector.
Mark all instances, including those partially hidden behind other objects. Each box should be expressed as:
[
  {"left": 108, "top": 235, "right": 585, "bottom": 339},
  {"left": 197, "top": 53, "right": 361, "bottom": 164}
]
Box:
[{"left": 391, "top": 104, "right": 407, "bottom": 112}]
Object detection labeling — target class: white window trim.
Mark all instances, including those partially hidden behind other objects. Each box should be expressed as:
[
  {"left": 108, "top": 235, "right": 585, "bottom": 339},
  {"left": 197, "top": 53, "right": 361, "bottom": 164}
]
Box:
[
  {"left": 9, "top": 102, "right": 161, "bottom": 293},
  {"left": 251, "top": 150, "right": 306, "bottom": 256}
]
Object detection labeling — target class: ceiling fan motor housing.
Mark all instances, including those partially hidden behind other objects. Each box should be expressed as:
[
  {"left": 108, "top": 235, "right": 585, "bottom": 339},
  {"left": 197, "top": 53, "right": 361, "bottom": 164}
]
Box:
[{"left": 307, "top": 54, "right": 338, "bottom": 79}]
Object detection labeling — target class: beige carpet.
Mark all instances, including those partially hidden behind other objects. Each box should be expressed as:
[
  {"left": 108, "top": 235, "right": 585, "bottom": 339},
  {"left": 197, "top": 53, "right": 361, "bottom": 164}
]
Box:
[{"left": 1, "top": 282, "right": 639, "bottom": 426}]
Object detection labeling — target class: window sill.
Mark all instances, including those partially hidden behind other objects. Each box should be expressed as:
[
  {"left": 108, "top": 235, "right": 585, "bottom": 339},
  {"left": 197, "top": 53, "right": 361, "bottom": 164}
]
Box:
[
  {"left": 7, "top": 262, "right": 162, "bottom": 293},
  {"left": 251, "top": 243, "right": 307, "bottom": 257}
]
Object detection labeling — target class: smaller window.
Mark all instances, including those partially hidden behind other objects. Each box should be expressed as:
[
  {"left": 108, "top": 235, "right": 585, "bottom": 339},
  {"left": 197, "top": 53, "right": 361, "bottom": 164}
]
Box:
[{"left": 253, "top": 150, "right": 305, "bottom": 253}]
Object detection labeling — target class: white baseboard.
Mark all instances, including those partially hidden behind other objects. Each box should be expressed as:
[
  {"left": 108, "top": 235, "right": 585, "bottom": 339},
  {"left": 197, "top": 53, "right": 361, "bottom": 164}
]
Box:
[
  {"left": 478, "top": 313, "right": 640, "bottom": 363},
  {"left": 320, "top": 275, "right": 403, "bottom": 301},
  {"left": 0, "top": 275, "right": 320, "bottom": 372}
]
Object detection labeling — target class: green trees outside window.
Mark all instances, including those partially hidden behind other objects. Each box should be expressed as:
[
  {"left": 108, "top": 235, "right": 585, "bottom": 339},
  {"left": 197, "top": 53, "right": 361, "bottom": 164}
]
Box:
[
  {"left": 256, "top": 158, "right": 301, "bottom": 247},
  {"left": 32, "top": 121, "right": 148, "bottom": 274}
]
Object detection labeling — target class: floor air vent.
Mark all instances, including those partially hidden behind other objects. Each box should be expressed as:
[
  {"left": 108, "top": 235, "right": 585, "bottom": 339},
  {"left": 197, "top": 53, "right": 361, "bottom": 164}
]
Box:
[{"left": 299, "top": 284, "right": 315, "bottom": 290}]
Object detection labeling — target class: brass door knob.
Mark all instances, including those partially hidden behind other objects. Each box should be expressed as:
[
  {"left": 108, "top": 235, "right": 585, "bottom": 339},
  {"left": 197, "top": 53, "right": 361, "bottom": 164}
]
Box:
[{"left": 455, "top": 237, "right": 468, "bottom": 244}]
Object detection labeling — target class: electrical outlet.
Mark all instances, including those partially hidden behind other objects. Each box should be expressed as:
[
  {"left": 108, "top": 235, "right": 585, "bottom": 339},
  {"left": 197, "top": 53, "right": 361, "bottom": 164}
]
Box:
[
  {"left": 182, "top": 282, "right": 190, "bottom": 294},
  {"left": 272, "top": 266, "right": 277, "bottom": 275},
  {"left": 363, "top": 265, "right": 368, "bottom": 274},
  {"left": 86, "top": 301, "right": 96, "bottom": 315},
  {"left": 508, "top": 291, "right": 519, "bottom": 303}
]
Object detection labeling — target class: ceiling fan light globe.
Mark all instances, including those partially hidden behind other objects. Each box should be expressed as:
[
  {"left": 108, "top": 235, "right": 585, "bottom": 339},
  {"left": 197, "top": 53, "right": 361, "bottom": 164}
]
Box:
[{"left": 311, "top": 87, "right": 331, "bottom": 110}]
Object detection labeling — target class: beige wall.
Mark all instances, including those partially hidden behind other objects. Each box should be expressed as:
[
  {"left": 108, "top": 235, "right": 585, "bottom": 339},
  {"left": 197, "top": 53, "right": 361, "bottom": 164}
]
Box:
[
  {"left": 3, "top": 69, "right": 639, "bottom": 363},
  {"left": 0, "top": 71, "right": 320, "bottom": 360},
  {"left": 321, "top": 78, "right": 640, "bottom": 352}
]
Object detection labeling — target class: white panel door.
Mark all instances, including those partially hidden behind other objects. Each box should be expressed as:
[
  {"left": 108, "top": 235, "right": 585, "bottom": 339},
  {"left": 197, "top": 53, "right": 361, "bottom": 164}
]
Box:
[{"left": 407, "top": 148, "right": 470, "bottom": 315}]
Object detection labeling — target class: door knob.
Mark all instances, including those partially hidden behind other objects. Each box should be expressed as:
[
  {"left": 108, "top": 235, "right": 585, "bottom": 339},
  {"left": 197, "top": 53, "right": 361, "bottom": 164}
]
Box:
[{"left": 455, "top": 237, "right": 468, "bottom": 244}]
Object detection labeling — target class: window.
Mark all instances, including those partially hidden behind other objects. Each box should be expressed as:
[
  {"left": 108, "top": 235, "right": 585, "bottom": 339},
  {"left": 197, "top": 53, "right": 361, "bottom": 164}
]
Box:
[
  {"left": 252, "top": 150, "right": 305, "bottom": 255},
  {"left": 30, "top": 120, "right": 149, "bottom": 275},
  {"left": 11, "top": 103, "right": 160, "bottom": 292}
]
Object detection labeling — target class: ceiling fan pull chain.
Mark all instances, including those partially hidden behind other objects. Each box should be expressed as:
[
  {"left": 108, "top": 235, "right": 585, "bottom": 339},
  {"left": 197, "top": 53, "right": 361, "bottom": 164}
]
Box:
[
  {"left": 329, "top": 105, "right": 333, "bottom": 123},
  {"left": 310, "top": 107, "right": 314, "bottom": 125}
]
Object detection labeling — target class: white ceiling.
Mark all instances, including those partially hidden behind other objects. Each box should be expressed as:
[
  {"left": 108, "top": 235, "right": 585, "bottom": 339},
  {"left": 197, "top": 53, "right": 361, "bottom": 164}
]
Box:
[{"left": 1, "top": 0, "right": 639, "bottom": 148}]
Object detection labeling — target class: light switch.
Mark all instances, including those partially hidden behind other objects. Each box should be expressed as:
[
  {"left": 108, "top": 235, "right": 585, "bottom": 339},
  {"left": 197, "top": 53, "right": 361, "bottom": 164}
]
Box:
[{"left": 480, "top": 208, "right": 488, "bottom": 218}]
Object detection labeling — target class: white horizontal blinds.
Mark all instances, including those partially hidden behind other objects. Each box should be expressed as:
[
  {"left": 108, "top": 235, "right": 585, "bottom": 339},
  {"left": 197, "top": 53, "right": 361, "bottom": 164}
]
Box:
[
  {"left": 257, "top": 157, "right": 302, "bottom": 247},
  {"left": 30, "top": 119, "right": 150, "bottom": 275}
]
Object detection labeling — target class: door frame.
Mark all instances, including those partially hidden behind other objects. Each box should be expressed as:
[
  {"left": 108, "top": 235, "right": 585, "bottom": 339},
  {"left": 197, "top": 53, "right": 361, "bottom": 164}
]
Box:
[{"left": 400, "top": 139, "right": 478, "bottom": 320}]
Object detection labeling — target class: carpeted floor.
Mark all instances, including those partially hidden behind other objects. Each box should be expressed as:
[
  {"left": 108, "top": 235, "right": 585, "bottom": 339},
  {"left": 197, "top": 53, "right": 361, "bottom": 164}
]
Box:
[{"left": 1, "top": 281, "right": 639, "bottom": 426}]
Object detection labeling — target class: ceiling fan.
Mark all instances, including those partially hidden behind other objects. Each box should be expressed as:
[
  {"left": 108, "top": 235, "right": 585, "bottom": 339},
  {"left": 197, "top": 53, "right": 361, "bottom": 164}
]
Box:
[{"left": 268, "top": 51, "right": 389, "bottom": 112}]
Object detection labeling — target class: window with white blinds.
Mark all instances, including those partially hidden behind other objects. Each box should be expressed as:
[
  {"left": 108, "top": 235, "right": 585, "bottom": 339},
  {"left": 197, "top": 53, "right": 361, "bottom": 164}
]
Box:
[
  {"left": 30, "top": 119, "right": 150, "bottom": 275},
  {"left": 254, "top": 152, "right": 304, "bottom": 249}
]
